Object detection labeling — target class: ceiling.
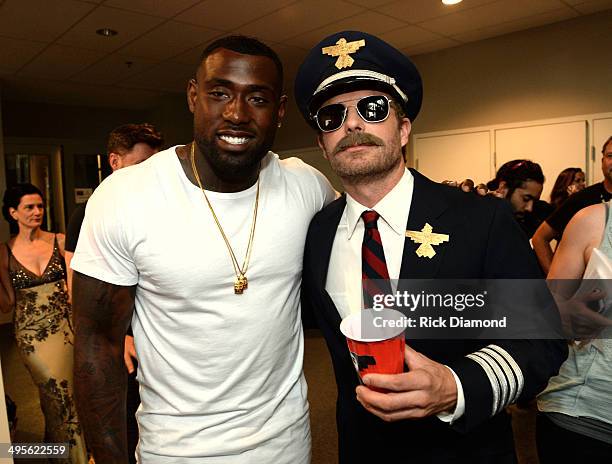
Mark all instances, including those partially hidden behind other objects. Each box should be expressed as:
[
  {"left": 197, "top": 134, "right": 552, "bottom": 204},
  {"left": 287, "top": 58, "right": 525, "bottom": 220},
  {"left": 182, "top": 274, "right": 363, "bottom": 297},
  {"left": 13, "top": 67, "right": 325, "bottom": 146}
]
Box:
[{"left": 1, "top": 0, "right": 610, "bottom": 109}]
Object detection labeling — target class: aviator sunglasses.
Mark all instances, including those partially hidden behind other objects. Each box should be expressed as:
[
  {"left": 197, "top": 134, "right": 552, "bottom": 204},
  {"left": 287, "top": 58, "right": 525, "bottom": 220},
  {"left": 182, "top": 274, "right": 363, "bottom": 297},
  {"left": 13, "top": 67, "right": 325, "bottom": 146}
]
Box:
[{"left": 313, "top": 95, "right": 392, "bottom": 132}]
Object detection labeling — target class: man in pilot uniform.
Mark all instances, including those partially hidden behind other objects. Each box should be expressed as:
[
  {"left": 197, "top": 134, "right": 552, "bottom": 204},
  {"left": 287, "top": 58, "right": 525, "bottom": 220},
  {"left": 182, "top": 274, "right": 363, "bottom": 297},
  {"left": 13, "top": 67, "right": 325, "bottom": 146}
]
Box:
[{"left": 296, "top": 31, "right": 567, "bottom": 463}]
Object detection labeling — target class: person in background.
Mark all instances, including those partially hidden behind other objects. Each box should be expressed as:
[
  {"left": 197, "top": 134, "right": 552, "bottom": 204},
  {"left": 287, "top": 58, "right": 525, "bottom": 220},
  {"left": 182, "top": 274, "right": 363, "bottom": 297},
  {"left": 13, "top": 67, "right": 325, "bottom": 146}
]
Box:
[
  {"left": 549, "top": 167, "right": 585, "bottom": 211},
  {"left": 64, "top": 122, "right": 163, "bottom": 464},
  {"left": 486, "top": 159, "right": 549, "bottom": 239},
  {"left": 533, "top": 136, "right": 612, "bottom": 275},
  {"left": 297, "top": 30, "right": 566, "bottom": 464},
  {"left": 64, "top": 122, "right": 164, "bottom": 293},
  {"left": 537, "top": 200, "right": 612, "bottom": 461},
  {"left": 0, "top": 183, "right": 88, "bottom": 463}
]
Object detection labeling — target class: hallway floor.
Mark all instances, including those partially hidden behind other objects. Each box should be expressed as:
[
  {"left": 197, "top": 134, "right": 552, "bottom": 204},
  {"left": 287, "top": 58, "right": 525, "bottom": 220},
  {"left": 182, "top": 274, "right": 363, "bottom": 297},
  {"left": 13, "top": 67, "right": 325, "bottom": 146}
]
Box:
[{"left": 1, "top": 325, "right": 538, "bottom": 463}]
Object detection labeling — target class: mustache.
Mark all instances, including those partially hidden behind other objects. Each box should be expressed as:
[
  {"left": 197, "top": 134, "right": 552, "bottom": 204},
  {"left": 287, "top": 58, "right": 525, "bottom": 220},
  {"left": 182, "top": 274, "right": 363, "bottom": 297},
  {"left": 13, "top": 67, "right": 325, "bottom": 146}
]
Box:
[{"left": 332, "top": 132, "right": 384, "bottom": 156}]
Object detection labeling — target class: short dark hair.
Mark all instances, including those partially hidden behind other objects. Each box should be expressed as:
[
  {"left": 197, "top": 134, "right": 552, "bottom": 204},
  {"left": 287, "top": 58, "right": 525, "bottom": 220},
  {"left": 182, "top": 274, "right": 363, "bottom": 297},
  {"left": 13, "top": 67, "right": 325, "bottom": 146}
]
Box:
[
  {"left": 602, "top": 136, "right": 612, "bottom": 154},
  {"left": 390, "top": 99, "right": 406, "bottom": 121},
  {"left": 198, "top": 35, "right": 284, "bottom": 91},
  {"left": 487, "top": 159, "right": 545, "bottom": 198},
  {"left": 2, "top": 183, "right": 44, "bottom": 224},
  {"left": 107, "top": 123, "right": 164, "bottom": 156}
]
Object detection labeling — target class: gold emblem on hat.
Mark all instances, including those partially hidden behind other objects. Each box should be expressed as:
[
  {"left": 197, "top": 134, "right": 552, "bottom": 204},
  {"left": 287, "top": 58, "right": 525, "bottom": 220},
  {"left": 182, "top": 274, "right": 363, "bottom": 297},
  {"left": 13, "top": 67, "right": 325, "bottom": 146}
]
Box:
[
  {"left": 322, "top": 38, "right": 366, "bottom": 69},
  {"left": 405, "top": 223, "right": 449, "bottom": 259}
]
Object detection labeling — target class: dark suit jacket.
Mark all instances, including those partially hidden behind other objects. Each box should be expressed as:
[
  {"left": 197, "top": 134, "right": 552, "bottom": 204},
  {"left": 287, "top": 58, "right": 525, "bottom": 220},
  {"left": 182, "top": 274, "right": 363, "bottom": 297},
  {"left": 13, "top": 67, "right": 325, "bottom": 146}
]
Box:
[{"left": 302, "top": 169, "right": 567, "bottom": 463}]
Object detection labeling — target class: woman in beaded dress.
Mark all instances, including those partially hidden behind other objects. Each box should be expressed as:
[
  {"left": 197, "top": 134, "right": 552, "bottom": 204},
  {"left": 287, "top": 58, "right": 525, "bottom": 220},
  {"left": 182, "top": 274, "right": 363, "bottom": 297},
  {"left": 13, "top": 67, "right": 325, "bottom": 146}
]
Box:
[{"left": 0, "top": 183, "right": 87, "bottom": 463}]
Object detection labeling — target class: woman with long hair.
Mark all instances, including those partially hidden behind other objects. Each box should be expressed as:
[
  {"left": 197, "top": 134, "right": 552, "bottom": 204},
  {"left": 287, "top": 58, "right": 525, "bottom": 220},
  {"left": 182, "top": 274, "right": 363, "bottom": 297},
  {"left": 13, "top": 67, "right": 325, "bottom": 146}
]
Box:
[
  {"left": 0, "top": 183, "right": 87, "bottom": 463},
  {"left": 549, "top": 167, "right": 586, "bottom": 210}
]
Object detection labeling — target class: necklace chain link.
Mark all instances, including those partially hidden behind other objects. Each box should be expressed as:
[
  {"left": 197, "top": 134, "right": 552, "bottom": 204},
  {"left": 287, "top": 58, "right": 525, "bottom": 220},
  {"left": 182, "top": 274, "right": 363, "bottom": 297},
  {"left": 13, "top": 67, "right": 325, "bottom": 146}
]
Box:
[{"left": 189, "top": 142, "right": 259, "bottom": 294}]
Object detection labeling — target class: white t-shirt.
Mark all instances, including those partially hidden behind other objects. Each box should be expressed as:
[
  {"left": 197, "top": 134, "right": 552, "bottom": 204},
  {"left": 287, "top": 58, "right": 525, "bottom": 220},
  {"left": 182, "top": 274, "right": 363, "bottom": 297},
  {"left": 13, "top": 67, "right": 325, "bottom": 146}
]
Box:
[{"left": 72, "top": 147, "right": 336, "bottom": 463}]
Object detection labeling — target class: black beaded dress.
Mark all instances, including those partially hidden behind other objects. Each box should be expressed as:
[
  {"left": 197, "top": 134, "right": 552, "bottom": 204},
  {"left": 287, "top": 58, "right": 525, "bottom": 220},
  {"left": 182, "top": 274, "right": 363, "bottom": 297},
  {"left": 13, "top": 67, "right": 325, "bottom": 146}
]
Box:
[{"left": 7, "top": 236, "right": 87, "bottom": 463}]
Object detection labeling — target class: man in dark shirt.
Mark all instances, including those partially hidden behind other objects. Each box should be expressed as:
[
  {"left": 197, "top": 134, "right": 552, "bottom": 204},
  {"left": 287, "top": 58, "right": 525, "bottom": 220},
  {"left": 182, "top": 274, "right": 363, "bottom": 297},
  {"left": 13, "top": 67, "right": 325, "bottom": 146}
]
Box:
[
  {"left": 518, "top": 199, "right": 554, "bottom": 240},
  {"left": 64, "top": 122, "right": 163, "bottom": 464},
  {"left": 533, "top": 135, "right": 612, "bottom": 274}
]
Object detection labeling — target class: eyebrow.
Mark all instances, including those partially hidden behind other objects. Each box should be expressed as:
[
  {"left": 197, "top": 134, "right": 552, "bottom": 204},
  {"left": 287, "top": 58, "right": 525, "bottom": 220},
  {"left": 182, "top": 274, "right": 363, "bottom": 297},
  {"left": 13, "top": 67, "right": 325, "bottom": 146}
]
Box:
[{"left": 206, "top": 78, "right": 276, "bottom": 93}]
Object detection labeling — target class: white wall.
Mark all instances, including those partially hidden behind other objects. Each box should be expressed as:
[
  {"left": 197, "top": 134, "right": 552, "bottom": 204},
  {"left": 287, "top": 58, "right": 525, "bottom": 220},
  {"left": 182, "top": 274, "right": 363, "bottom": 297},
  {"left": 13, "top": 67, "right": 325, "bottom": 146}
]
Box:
[
  {"left": 410, "top": 11, "right": 612, "bottom": 135},
  {"left": 412, "top": 113, "right": 612, "bottom": 202}
]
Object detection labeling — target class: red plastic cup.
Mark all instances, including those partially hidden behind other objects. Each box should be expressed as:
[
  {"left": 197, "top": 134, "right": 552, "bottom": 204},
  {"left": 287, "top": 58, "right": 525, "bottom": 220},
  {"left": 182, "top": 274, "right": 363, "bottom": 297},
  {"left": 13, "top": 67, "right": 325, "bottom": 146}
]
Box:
[{"left": 340, "top": 309, "right": 406, "bottom": 390}]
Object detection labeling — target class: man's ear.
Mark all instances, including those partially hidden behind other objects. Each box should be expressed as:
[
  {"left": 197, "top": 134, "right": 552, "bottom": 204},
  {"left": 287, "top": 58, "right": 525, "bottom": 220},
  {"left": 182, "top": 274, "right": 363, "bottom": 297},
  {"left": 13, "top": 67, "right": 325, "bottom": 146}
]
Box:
[
  {"left": 108, "top": 153, "right": 121, "bottom": 171},
  {"left": 400, "top": 117, "right": 411, "bottom": 148},
  {"left": 187, "top": 78, "right": 198, "bottom": 114},
  {"left": 317, "top": 134, "right": 329, "bottom": 160},
  {"left": 277, "top": 94, "right": 287, "bottom": 123}
]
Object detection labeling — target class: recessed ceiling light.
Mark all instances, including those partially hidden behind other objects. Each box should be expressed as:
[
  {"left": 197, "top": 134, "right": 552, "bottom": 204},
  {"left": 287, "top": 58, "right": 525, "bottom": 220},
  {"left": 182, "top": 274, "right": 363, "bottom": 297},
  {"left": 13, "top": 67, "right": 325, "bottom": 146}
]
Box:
[
  {"left": 96, "top": 28, "right": 118, "bottom": 37},
  {"left": 442, "top": 0, "right": 463, "bottom": 5}
]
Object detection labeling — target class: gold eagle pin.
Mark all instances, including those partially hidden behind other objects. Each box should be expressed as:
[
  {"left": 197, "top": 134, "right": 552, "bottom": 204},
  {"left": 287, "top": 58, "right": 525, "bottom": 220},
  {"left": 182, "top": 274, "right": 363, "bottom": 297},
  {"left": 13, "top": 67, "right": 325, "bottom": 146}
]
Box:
[
  {"left": 405, "top": 223, "right": 449, "bottom": 259},
  {"left": 322, "top": 38, "right": 365, "bottom": 69}
]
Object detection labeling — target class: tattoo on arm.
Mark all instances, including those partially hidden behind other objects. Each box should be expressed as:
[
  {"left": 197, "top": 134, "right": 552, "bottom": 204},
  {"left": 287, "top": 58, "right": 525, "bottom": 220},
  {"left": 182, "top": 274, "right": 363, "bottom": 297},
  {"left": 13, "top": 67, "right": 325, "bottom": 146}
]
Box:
[{"left": 73, "top": 271, "right": 136, "bottom": 463}]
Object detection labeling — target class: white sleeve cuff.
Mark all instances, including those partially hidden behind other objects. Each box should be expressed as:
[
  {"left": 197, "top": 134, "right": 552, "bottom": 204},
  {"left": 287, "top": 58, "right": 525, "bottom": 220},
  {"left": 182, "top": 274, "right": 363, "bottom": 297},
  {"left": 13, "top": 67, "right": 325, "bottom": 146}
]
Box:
[{"left": 436, "top": 365, "right": 465, "bottom": 424}]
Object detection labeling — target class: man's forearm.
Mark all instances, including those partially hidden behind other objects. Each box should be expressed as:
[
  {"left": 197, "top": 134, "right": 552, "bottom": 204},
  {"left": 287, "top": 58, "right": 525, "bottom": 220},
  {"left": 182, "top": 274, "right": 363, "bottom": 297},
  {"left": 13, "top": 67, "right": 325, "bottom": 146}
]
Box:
[
  {"left": 75, "top": 332, "right": 128, "bottom": 462},
  {"left": 532, "top": 236, "right": 553, "bottom": 274},
  {"left": 73, "top": 272, "right": 135, "bottom": 463},
  {"left": 532, "top": 223, "right": 556, "bottom": 275}
]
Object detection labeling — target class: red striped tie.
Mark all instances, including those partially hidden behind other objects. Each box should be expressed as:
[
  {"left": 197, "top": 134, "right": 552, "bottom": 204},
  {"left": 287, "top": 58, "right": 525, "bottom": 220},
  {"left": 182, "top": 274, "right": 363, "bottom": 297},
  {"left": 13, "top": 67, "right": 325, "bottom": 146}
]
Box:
[{"left": 361, "top": 210, "right": 392, "bottom": 308}]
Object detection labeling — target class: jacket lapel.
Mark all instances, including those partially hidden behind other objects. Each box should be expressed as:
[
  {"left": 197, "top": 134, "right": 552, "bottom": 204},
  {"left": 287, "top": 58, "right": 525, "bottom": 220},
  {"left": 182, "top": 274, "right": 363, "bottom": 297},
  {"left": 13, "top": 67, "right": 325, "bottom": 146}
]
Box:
[
  {"left": 315, "top": 173, "right": 456, "bottom": 322},
  {"left": 312, "top": 196, "right": 346, "bottom": 328},
  {"left": 400, "top": 169, "right": 452, "bottom": 279}
]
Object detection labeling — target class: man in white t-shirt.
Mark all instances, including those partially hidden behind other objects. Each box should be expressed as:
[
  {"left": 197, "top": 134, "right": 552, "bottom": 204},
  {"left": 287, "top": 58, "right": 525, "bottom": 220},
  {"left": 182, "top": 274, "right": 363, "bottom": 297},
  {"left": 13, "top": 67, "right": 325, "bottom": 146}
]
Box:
[{"left": 71, "top": 35, "right": 335, "bottom": 463}]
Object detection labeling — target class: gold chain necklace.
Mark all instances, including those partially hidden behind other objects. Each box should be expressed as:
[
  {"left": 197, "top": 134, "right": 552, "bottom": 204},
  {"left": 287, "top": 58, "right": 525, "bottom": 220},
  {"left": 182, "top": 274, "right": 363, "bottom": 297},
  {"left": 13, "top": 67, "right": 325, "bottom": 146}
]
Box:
[{"left": 190, "top": 142, "right": 259, "bottom": 294}]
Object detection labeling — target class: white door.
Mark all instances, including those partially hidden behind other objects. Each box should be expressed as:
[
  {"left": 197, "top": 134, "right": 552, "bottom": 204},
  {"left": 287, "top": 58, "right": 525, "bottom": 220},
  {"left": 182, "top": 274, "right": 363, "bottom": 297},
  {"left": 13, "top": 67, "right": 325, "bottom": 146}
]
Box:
[
  {"left": 494, "top": 121, "right": 587, "bottom": 202},
  {"left": 414, "top": 130, "right": 492, "bottom": 185}
]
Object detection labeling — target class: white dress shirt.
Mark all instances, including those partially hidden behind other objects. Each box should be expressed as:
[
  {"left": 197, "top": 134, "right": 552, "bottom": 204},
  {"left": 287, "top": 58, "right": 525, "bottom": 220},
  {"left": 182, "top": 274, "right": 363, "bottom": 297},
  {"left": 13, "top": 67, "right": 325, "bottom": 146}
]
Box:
[{"left": 325, "top": 168, "right": 465, "bottom": 422}]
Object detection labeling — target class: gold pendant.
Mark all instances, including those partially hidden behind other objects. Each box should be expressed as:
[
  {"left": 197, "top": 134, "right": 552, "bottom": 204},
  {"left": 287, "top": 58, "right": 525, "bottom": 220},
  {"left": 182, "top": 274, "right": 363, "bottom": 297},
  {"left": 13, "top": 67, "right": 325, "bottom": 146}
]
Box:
[
  {"left": 405, "top": 223, "right": 450, "bottom": 259},
  {"left": 234, "top": 275, "right": 248, "bottom": 294}
]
